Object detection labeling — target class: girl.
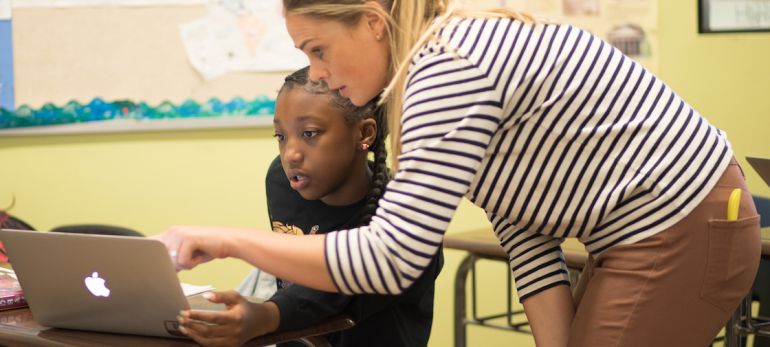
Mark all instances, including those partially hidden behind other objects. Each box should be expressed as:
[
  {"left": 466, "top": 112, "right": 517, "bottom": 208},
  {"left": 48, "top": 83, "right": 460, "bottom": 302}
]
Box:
[
  {"left": 174, "top": 67, "right": 442, "bottom": 347},
  {"left": 159, "top": 1, "right": 761, "bottom": 346}
]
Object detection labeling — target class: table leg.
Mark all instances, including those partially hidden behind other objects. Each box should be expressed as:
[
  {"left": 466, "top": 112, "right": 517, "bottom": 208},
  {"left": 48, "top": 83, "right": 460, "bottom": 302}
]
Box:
[
  {"left": 725, "top": 295, "right": 748, "bottom": 347},
  {"left": 455, "top": 253, "right": 475, "bottom": 347}
]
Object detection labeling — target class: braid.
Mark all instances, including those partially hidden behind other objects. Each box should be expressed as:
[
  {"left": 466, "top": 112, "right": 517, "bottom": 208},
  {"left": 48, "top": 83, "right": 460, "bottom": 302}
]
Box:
[
  {"left": 280, "top": 66, "right": 310, "bottom": 93},
  {"left": 279, "top": 66, "right": 365, "bottom": 116},
  {"left": 359, "top": 105, "right": 389, "bottom": 225}
]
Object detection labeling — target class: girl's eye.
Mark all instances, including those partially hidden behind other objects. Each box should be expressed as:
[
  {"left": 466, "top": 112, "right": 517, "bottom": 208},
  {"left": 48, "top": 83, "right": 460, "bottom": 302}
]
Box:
[
  {"left": 303, "top": 130, "right": 319, "bottom": 138},
  {"left": 274, "top": 133, "right": 285, "bottom": 142}
]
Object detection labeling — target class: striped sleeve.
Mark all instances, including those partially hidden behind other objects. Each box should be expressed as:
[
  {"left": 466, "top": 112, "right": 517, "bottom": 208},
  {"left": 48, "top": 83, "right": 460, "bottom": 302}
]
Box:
[
  {"left": 325, "top": 22, "right": 505, "bottom": 295},
  {"left": 489, "top": 213, "right": 570, "bottom": 301}
]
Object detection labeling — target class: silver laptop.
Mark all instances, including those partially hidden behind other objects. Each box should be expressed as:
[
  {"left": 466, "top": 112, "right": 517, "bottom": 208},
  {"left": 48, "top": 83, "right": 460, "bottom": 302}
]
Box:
[
  {"left": 747, "top": 157, "right": 770, "bottom": 188},
  {"left": 0, "top": 228, "right": 220, "bottom": 338}
]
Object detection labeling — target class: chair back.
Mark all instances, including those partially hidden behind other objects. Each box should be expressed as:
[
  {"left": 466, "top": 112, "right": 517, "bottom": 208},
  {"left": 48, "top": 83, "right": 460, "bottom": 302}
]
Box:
[
  {"left": 754, "top": 196, "right": 770, "bottom": 228},
  {"left": 0, "top": 211, "right": 36, "bottom": 263}
]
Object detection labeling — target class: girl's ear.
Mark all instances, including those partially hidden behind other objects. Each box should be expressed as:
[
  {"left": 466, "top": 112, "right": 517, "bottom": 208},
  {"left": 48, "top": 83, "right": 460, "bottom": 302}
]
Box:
[{"left": 358, "top": 118, "right": 378, "bottom": 150}]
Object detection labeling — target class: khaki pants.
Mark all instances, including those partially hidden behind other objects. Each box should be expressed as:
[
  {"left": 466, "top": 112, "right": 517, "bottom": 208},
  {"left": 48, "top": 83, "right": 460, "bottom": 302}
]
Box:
[{"left": 569, "top": 159, "right": 761, "bottom": 347}]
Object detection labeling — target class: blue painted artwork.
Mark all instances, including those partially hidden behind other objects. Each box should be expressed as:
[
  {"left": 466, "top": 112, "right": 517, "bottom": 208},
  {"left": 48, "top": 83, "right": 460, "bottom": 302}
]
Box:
[
  {"left": 0, "top": 96, "right": 275, "bottom": 130},
  {"left": 0, "top": 18, "right": 14, "bottom": 111}
]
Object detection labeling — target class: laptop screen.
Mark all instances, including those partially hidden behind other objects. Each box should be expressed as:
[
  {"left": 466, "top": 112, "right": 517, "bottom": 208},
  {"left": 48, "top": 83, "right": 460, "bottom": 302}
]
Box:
[{"left": 747, "top": 157, "right": 770, "bottom": 189}]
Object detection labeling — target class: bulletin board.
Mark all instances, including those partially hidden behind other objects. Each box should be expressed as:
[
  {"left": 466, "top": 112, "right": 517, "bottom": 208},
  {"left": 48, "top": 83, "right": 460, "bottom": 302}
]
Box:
[{"left": 1, "top": 0, "right": 306, "bottom": 136}]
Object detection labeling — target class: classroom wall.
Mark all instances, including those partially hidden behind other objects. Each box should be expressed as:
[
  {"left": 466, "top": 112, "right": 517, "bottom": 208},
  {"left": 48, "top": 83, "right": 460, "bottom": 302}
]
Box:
[
  {"left": 657, "top": 1, "right": 770, "bottom": 198},
  {"left": 0, "top": 2, "right": 768, "bottom": 347}
]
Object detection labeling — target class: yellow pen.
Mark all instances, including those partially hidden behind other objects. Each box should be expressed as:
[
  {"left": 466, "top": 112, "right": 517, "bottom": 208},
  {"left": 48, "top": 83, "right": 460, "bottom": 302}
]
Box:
[{"left": 727, "top": 188, "right": 741, "bottom": 221}]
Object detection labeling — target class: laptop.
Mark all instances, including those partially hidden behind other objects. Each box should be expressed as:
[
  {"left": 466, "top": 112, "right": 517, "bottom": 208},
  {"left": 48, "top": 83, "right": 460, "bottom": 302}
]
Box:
[
  {"left": 0, "top": 228, "right": 221, "bottom": 338},
  {"left": 747, "top": 157, "right": 770, "bottom": 188}
]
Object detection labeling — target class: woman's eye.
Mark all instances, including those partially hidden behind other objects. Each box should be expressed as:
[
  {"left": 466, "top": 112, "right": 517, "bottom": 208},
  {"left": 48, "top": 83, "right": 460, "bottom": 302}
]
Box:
[
  {"left": 273, "top": 134, "right": 285, "bottom": 142},
  {"left": 311, "top": 48, "right": 324, "bottom": 59},
  {"left": 303, "top": 130, "right": 319, "bottom": 138}
]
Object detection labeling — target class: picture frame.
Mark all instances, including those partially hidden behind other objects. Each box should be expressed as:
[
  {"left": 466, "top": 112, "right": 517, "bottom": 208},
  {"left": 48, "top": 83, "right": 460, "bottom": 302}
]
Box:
[{"left": 698, "top": 0, "right": 770, "bottom": 33}]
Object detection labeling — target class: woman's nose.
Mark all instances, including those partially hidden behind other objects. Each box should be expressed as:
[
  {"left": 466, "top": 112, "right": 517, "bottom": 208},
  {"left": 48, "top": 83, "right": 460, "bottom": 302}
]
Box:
[{"left": 308, "top": 65, "right": 329, "bottom": 81}]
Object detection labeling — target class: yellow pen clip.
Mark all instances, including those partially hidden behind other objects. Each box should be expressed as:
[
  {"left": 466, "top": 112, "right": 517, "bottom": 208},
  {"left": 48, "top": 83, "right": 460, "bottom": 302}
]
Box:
[{"left": 727, "top": 188, "right": 741, "bottom": 221}]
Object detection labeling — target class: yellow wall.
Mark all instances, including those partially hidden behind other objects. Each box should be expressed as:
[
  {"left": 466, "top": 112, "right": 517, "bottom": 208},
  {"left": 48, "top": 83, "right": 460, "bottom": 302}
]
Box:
[
  {"left": 0, "top": 2, "right": 768, "bottom": 347},
  {"left": 657, "top": 1, "right": 770, "bottom": 198}
]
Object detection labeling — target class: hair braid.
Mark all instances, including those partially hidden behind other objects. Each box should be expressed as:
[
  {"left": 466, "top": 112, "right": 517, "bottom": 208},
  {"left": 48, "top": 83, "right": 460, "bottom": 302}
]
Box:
[{"left": 359, "top": 104, "right": 389, "bottom": 225}]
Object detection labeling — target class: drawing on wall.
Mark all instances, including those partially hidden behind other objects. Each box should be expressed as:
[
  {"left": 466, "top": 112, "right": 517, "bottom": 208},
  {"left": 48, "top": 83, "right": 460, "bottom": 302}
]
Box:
[
  {"left": 180, "top": 0, "right": 307, "bottom": 80},
  {"left": 563, "top": 0, "right": 600, "bottom": 15},
  {"left": 0, "top": 96, "right": 276, "bottom": 135},
  {"left": 607, "top": 23, "right": 646, "bottom": 56}
]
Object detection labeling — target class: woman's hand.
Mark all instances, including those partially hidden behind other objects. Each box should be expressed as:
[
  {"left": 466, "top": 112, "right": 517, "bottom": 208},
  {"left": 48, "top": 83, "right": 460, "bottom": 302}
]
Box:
[
  {"left": 154, "top": 226, "right": 336, "bottom": 292},
  {"left": 177, "top": 291, "right": 281, "bottom": 347},
  {"left": 522, "top": 284, "right": 574, "bottom": 347},
  {"left": 153, "top": 226, "right": 245, "bottom": 271}
]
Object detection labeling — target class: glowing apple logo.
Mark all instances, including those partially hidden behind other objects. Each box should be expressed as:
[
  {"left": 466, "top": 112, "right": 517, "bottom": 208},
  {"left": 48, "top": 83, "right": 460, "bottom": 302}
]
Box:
[{"left": 84, "top": 272, "right": 111, "bottom": 297}]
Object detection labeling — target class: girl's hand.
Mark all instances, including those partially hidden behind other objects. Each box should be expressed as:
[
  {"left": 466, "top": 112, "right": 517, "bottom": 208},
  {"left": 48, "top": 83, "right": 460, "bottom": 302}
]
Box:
[
  {"left": 153, "top": 226, "right": 241, "bottom": 271},
  {"left": 177, "top": 290, "right": 281, "bottom": 347}
]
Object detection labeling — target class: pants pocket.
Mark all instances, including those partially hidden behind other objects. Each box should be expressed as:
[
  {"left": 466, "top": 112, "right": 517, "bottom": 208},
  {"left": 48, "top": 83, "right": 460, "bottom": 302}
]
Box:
[{"left": 700, "top": 215, "right": 761, "bottom": 312}]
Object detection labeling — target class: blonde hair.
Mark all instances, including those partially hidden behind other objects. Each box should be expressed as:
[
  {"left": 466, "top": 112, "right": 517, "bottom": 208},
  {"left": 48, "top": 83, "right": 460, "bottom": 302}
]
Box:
[{"left": 283, "top": 0, "right": 534, "bottom": 170}]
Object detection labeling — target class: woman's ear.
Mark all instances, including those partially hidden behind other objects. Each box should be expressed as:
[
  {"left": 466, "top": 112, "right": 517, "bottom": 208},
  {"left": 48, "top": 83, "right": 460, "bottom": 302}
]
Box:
[
  {"left": 362, "top": 2, "right": 387, "bottom": 40},
  {"left": 358, "top": 118, "right": 378, "bottom": 149}
]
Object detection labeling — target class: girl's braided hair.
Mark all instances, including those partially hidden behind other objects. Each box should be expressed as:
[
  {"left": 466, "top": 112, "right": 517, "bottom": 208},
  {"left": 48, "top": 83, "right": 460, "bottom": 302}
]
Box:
[{"left": 279, "top": 67, "right": 389, "bottom": 225}]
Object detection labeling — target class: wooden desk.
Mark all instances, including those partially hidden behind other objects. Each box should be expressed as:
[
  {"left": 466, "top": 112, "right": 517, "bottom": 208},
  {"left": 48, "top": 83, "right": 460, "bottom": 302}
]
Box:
[
  {"left": 0, "top": 295, "right": 355, "bottom": 347},
  {"left": 443, "top": 229, "right": 587, "bottom": 268},
  {"left": 444, "top": 229, "right": 587, "bottom": 347}
]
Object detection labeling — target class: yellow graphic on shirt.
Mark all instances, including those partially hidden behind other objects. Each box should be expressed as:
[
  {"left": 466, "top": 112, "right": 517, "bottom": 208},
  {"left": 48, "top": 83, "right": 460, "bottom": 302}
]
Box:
[{"left": 271, "top": 221, "right": 303, "bottom": 236}]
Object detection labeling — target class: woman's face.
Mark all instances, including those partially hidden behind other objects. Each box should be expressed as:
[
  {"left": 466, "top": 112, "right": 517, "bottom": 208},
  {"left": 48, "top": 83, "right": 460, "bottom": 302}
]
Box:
[
  {"left": 274, "top": 87, "right": 370, "bottom": 205},
  {"left": 285, "top": 13, "right": 390, "bottom": 106}
]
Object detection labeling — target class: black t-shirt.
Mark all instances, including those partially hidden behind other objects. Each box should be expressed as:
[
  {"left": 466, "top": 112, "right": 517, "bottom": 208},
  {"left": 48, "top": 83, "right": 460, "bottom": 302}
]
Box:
[{"left": 264, "top": 156, "right": 443, "bottom": 347}]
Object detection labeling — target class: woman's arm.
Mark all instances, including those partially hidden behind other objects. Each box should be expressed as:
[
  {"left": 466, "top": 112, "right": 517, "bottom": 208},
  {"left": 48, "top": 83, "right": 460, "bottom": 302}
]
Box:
[
  {"left": 157, "top": 226, "right": 338, "bottom": 292},
  {"left": 522, "top": 284, "right": 575, "bottom": 347}
]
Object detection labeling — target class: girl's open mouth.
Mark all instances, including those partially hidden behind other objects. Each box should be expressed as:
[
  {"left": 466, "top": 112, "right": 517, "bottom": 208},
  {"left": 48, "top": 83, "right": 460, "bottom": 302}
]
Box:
[{"left": 289, "top": 175, "right": 309, "bottom": 190}]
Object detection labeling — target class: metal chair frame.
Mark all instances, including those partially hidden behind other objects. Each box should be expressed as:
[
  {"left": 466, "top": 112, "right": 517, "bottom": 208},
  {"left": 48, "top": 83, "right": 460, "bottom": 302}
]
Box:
[{"left": 453, "top": 253, "right": 582, "bottom": 347}]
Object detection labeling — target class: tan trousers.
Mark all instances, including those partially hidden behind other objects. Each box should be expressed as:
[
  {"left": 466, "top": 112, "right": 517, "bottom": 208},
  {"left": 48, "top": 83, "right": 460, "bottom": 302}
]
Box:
[{"left": 569, "top": 159, "right": 761, "bottom": 347}]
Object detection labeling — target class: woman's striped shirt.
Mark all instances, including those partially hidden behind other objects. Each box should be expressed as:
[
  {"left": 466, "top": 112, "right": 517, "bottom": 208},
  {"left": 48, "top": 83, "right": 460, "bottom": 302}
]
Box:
[{"left": 324, "top": 17, "right": 732, "bottom": 301}]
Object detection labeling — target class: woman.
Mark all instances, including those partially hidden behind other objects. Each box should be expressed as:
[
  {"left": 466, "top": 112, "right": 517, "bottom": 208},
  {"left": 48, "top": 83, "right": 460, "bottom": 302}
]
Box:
[{"left": 158, "top": 1, "right": 761, "bottom": 345}]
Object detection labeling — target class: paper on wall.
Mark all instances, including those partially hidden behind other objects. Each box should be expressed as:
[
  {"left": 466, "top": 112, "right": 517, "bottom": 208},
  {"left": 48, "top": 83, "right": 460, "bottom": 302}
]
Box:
[
  {"left": 707, "top": 0, "right": 770, "bottom": 31},
  {"left": 179, "top": 0, "right": 307, "bottom": 80},
  {"left": 179, "top": 10, "right": 235, "bottom": 80},
  {"left": 0, "top": 0, "right": 10, "bottom": 20}
]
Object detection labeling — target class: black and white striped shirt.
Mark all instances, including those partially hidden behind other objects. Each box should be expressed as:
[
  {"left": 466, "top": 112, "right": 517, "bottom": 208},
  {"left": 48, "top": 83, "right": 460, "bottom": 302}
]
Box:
[{"left": 325, "top": 17, "right": 731, "bottom": 301}]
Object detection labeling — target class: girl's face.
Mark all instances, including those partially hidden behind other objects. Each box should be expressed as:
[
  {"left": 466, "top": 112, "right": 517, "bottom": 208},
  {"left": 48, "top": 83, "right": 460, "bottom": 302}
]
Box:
[
  {"left": 274, "top": 88, "right": 374, "bottom": 205},
  {"left": 285, "top": 12, "right": 390, "bottom": 106}
]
